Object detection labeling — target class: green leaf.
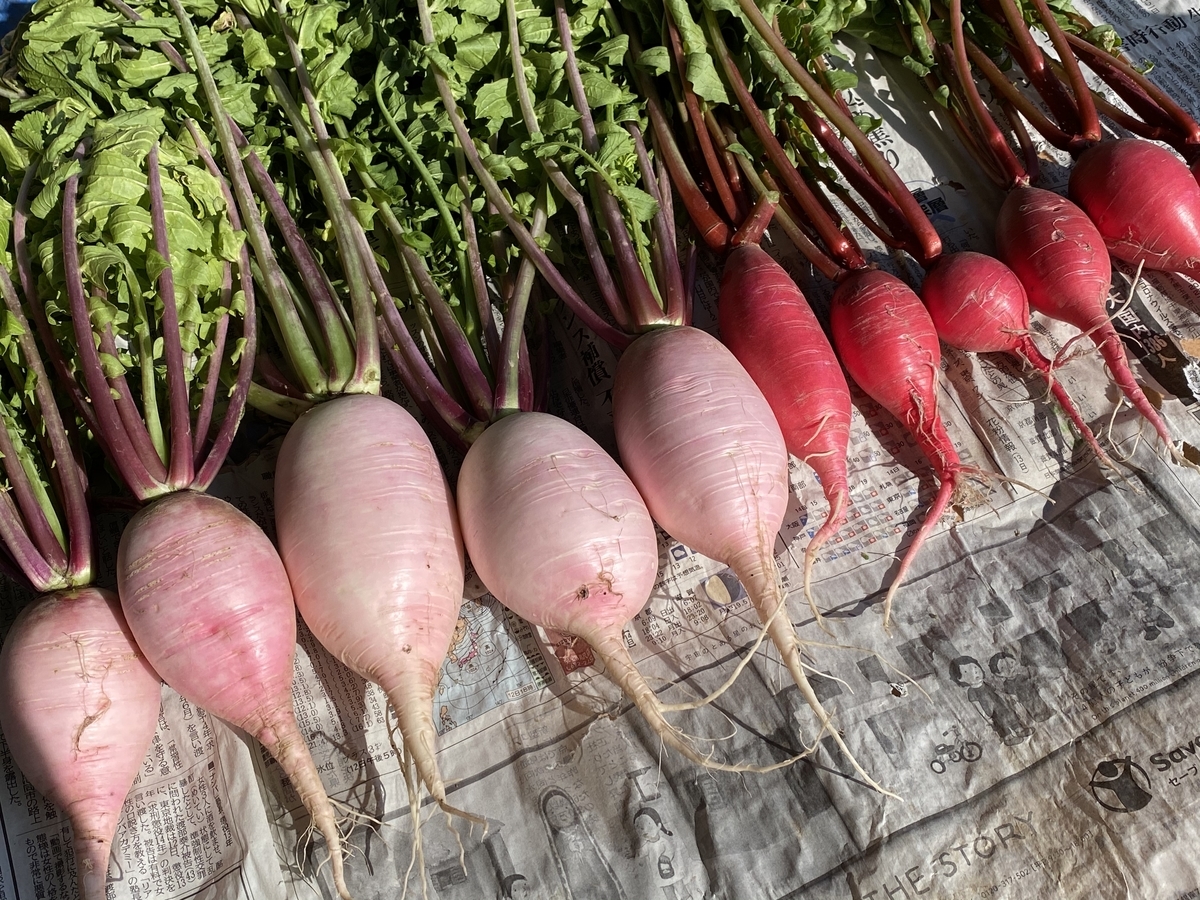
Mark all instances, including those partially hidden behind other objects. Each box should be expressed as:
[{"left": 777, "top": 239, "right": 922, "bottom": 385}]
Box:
[
  {"left": 241, "top": 30, "right": 276, "bottom": 70},
  {"left": 824, "top": 68, "right": 858, "bottom": 92},
  {"left": 595, "top": 35, "right": 629, "bottom": 66},
  {"left": 616, "top": 184, "right": 658, "bottom": 223},
  {"left": 0, "top": 126, "right": 30, "bottom": 175},
  {"left": 580, "top": 71, "right": 629, "bottom": 108},
  {"left": 402, "top": 230, "right": 433, "bottom": 254},
  {"left": 455, "top": 32, "right": 502, "bottom": 74},
  {"left": 112, "top": 53, "right": 175, "bottom": 89},
  {"left": 534, "top": 97, "right": 580, "bottom": 132},
  {"left": 637, "top": 46, "right": 671, "bottom": 76},
  {"left": 473, "top": 78, "right": 513, "bottom": 131},
  {"left": 459, "top": 0, "right": 502, "bottom": 15},
  {"left": 98, "top": 352, "right": 126, "bottom": 378}
]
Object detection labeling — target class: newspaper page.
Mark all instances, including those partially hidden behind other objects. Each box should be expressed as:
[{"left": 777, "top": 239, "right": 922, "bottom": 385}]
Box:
[{"left": 5, "top": 0, "right": 1200, "bottom": 898}]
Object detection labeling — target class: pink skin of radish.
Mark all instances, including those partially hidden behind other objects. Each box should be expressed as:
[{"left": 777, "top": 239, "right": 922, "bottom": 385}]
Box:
[
  {"left": 612, "top": 326, "right": 887, "bottom": 792},
  {"left": 272, "top": 394, "right": 464, "bottom": 809},
  {"left": 0, "top": 588, "right": 160, "bottom": 900},
  {"left": 1069, "top": 139, "right": 1200, "bottom": 275},
  {"left": 995, "top": 185, "right": 1180, "bottom": 454},
  {"left": 829, "top": 270, "right": 966, "bottom": 629},
  {"left": 116, "top": 492, "right": 352, "bottom": 899},
  {"left": 717, "top": 243, "right": 852, "bottom": 622},
  {"left": 920, "top": 251, "right": 1114, "bottom": 467},
  {"left": 455, "top": 411, "right": 730, "bottom": 768}
]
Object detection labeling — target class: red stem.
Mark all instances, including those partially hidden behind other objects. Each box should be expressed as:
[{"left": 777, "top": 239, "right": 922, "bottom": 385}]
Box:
[
  {"left": 708, "top": 20, "right": 864, "bottom": 271},
  {"left": 951, "top": 0, "right": 1030, "bottom": 187},
  {"left": 665, "top": 12, "right": 739, "bottom": 222},
  {"left": 731, "top": 192, "right": 778, "bottom": 246}
]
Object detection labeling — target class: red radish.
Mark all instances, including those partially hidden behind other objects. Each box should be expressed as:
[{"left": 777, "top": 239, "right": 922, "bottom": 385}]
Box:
[
  {"left": 995, "top": 186, "right": 1182, "bottom": 455},
  {"left": 1069, "top": 139, "right": 1200, "bottom": 275},
  {"left": 921, "top": 251, "right": 1114, "bottom": 467},
  {"left": 717, "top": 243, "right": 852, "bottom": 620},
  {"left": 612, "top": 325, "right": 887, "bottom": 792},
  {"left": 0, "top": 589, "right": 160, "bottom": 900},
  {"left": 456, "top": 411, "right": 740, "bottom": 770},
  {"left": 116, "top": 492, "right": 351, "bottom": 898},
  {"left": 829, "top": 270, "right": 971, "bottom": 627},
  {"left": 273, "top": 394, "right": 464, "bottom": 809}
]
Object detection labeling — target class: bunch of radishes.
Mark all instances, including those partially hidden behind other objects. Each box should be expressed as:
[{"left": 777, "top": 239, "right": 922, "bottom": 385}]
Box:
[{"left": 5, "top": 0, "right": 1200, "bottom": 898}]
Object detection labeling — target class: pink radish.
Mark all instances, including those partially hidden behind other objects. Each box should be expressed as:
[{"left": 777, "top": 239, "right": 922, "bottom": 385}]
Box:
[
  {"left": 995, "top": 185, "right": 1184, "bottom": 457},
  {"left": 272, "top": 394, "right": 465, "bottom": 810},
  {"left": 920, "top": 250, "right": 1114, "bottom": 467},
  {"left": 116, "top": 492, "right": 351, "bottom": 898},
  {"left": 455, "top": 411, "right": 731, "bottom": 769},
  {"left": 612, "top": 325, "right": 887, "bottom": 792},
  {"left": 717, "top": 243, "right": 852, "bottom": 620},
  {"left": 0, "top": 589, "right": 160, "bottom": 900},
  {"left": 1069, "top": 139, "right": 1200, "bottom": 275},
  {"left": 829, "top": 269, "right": 972, "bottom": 627}
]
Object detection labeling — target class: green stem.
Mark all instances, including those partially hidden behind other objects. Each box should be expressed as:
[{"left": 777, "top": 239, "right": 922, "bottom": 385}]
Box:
[{"left": 165, "top": 0, "right": 327, "bottom": 395}]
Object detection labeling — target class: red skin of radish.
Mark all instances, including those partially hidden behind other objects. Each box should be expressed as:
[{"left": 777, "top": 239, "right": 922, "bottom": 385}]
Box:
[
  {"left": 116, "top": 491, "right": 351, "bottom": 899},
  {"left": 995, "top": 185, "right": 1178, "bottom": 450},
  {"left": 454, "top": 413, "right": 688, "bottom": 757},
  {"left": 612, "top": 326, "right": 884, "bottom": 790},
  {"left": 717, "top": 243, "right": 852, "bottom": 613},
  {"left": 273, "top": 394, "right": 464, "bottom": 808},
  {"left": 1069, "top": 139, "right": 1200, "bottom": 275},
  {"left": 921, "top": 251, "right": 1113, "bottom": 466},
  {"left": 829, "top": 270, "right": 962, "bottom": 626},
  {"left": 0, "top": 588, "right": 160, "bottom": 900}
]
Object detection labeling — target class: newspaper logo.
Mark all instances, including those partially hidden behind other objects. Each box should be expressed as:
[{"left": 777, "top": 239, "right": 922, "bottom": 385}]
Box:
[{"left": 1090, "top": 756, "right": 1154, "bottom": 812}]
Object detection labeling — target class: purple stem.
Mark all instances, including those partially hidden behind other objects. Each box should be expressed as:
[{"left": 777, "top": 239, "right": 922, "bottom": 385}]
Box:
[
  {"left": 195, "top": 246, "right": 256, "bottom": 489},
  {"left": 461, "top": 206, "right": 501, "bottom": 364},
  {"left": 554, "top": 0, "right": 665, "bottom": 329},
  {"left": 0, "top": 264, "right": 91, "bottom": 582},
  {"left": 1065, "top": 32, "right": 1200, "bottom": 147},
  {"left": 431, "top": 79, "right": 632, "bottom": 348},
  {"left": 963, "top": 40, "right": 1073, "bottom": 152},
  {"left": 256, "top": 353, "right": 308, "bottom": 399},
  {"left": 192, "top": 285, "right": 229, "bottom": 466},
  {"left": 628, "top": 124, "right": 686, "bottom": 325},
  {"left": 147, "top": 143, "right": 195, "bottom": 490},
  {"left": 664, "top": 12, "right": 739, "bottom": 222},
  {"left": 987, "top": 0, "right": 1082, "bottom": 134},
  {"left": 0, "top": 489, "right": 56, "bottom": 592},
  {"left": 708, "top": 20, "right": 865, "bottom": 271},
  {"left": 0, "top": 411, "right": 67, "bottom": 573},
  {"left": 62, "top": 157, "right": 160, "bottom": 500},
  {"left": 398, "top": 244, "right": 495, "bottom": 421},
  {"left": 505, "top": 0, "right": 630, "bottom": 331},
  {"left": 94, "top": 324, "right": 169, "bottom": 485},
  {"left": 226, "top": 121, "right": 353, "bottom": 384},
  {"left": 106, "top": 0, "right": 190, "bottom": 72},
  {"left": 14, "top": 169, "right": 98, "bottom": 438},
  {"left": 271, "top": 5, "right": 378, "bottom": 388},
  {"left": 495, "top": 199, "right": 548, "bottom": 414},
  {"left": 184, "top": 120, "right": 259, "bottom": 485}
]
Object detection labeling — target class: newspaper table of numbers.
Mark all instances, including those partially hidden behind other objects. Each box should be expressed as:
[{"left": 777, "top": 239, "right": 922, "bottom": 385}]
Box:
[{"left": 4, "top": 0, "right": 1200, "bottom": 899}]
